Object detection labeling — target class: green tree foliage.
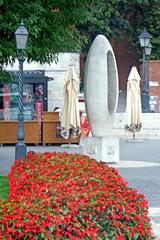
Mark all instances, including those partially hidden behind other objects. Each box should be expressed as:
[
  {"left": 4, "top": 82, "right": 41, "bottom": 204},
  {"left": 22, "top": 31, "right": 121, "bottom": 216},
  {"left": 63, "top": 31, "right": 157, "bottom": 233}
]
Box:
[
  {"left": 1, "top": 0, "right": 160, "bottom": 68},
  {"left": 0, "top": 0, "right": 94, "bottom": 66},
  {"left": 79, "top": 0, "right": 160, "bottom": 58},
  {"left": 0, "top": 69, "right": 15, "bottom": 83},
  {"left": 79, "top": 0, "right": 128, "bottom": 44},
  {"left": 115, "top": 0, "right": 160, "bottom": 59}
]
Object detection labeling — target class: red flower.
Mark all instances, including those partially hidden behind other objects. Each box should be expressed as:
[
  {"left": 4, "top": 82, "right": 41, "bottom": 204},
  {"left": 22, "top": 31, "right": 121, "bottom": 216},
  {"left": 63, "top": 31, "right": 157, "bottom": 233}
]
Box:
[{"left": 0, "top": 152, "right": 154, "bottom": 239}]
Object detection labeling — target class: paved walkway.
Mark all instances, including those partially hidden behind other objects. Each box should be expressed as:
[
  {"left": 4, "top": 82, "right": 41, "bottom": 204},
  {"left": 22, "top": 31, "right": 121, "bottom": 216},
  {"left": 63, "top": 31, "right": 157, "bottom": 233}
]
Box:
[{"left": 0, "top": 143, "right": 160, "bottom": 238}]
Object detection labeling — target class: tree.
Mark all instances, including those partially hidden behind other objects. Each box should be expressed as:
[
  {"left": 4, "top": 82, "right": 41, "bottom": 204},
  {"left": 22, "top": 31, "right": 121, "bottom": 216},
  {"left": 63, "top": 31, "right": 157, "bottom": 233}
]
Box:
[
  {"left": 0, "top": 0, "right": 94, "bottom": 67},
  {"left": 79, "top": 0, "right": 128, "bottom": 46},
  {"left": 1, "top": 0, "right": 160, "bottom": 68},
  {"left": 79, "top": 0, "right": 160, "bottom": 59}
]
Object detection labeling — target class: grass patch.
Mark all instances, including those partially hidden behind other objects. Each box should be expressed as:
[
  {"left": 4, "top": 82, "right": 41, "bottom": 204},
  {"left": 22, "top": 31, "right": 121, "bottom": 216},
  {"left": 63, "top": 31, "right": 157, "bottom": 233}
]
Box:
[{"left": 0, "top": 176, "right": 9, "bottom": 200}]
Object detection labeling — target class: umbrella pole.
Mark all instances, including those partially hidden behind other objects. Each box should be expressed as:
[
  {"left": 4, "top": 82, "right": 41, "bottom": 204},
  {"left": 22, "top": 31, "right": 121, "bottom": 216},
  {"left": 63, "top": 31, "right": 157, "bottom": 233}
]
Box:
[
  {"left": 133, "top": 131, "right": 135, "bottom": 139},
  {"left": 68, "top": 129, "right": 71, "bottom": 146}
]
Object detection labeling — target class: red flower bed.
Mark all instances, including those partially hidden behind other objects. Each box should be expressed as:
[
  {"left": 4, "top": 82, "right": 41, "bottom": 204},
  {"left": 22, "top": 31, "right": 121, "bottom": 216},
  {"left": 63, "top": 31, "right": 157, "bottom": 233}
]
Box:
[{"left": 0, "top": 152, "right": 154, "bottom": 239}]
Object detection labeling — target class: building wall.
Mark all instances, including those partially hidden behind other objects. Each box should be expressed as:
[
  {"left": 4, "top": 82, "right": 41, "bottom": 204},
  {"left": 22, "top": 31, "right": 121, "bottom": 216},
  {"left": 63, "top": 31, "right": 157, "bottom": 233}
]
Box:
[
  {"left": 80, "top": 39, "right": 140, "bottom": 92},
  {"left": 112, "top": 39, "right": 140, "bottom": 90},
  {"left": 47, "top": 53, "right": 80, "bottom": 111},
  {"left": 148, "top": 60, "right": 160, "bottom": 111},
  {"left": 5, "top": 52, "right": 80, "bottom": 111}
]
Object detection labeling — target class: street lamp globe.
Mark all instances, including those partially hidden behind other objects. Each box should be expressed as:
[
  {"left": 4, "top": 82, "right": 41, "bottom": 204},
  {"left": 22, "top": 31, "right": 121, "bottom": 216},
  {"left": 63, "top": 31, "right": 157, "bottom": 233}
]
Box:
[
  {"left": 138, "top": 28, "right": 152, "bottom": 48},
  {"left": 15, "top": 20, "right": 29, "bottom": 50},
  {"left": 145, "top": 42, "right": 152, "bottom": 57}
]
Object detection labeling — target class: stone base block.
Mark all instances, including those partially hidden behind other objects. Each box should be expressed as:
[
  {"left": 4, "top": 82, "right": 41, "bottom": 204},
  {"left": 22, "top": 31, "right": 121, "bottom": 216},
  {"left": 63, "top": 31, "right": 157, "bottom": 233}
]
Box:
[{"left": 83, "top": 137, "right": 119, "bottom": 163}]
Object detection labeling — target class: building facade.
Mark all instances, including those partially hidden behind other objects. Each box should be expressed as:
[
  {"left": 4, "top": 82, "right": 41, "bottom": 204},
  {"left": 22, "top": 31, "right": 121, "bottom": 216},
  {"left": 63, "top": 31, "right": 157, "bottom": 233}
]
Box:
[{"left": 1, "top": 52, "right": 80, "bottom": 121}]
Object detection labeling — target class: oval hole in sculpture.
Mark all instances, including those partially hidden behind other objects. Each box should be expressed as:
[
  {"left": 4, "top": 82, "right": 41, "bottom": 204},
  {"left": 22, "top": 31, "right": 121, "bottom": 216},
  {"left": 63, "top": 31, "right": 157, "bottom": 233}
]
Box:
[{"left": 107, "top": 50, "right": 117, "bottom": 115}]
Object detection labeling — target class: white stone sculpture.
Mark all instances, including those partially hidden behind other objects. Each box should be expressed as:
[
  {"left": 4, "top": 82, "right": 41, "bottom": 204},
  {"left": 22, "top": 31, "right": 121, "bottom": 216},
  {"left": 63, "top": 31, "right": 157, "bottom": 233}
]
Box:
[{"left": 83, "top": 34, "right": 119, "bottom": 163}]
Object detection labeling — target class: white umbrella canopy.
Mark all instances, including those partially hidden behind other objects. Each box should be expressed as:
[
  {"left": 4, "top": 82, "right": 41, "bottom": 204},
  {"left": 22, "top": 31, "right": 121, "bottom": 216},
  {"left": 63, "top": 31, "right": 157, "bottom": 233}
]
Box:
[
  {"left": 61, "top": 65, "right": 80, "bottom": 140},
  {"left": 124, "top": 66, "right": 142, "bottom": 137}
]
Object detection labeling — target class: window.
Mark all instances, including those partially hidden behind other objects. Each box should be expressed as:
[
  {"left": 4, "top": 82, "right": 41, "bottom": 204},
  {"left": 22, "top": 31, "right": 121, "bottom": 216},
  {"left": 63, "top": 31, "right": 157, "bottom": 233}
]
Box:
[{"left": 0, "top": 83, "right": 44, "bottom": 120}]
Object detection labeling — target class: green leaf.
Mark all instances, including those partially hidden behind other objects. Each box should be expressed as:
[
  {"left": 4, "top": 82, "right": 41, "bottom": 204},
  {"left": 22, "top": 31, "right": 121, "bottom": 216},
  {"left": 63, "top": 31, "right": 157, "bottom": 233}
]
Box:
[
  {"left": 111, "top": 236, "right": 116, "bottom": 240},
  {"left": 49, "top": 225, "right": 54, "bottom": 233},
  {"left": 133, "top": 233, "right": 139, "bottom": 240},
  {"left": 40, "top": 232, "right": 45, "bottom": 238},
  {"left": 1, "top": 224, "right": 4, "bottom": 231},
  {"left": 89, "top": 198, "right": 95, "bottom": 204},
  {"left": 62, "top": 205, "right": 68, "bottom": 214}
]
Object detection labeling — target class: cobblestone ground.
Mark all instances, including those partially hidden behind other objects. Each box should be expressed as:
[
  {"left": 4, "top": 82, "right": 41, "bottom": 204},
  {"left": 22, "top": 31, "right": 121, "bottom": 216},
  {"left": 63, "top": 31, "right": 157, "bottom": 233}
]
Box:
[{"left": 152, "top": 222, "right": 160, "bottom": 239}]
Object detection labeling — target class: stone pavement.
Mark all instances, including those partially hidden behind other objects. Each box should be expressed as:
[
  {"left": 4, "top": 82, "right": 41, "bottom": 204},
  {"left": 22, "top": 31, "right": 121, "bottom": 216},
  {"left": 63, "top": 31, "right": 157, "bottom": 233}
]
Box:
[{"left": 0, "top": 142, "right": 160, "bottom": 238}]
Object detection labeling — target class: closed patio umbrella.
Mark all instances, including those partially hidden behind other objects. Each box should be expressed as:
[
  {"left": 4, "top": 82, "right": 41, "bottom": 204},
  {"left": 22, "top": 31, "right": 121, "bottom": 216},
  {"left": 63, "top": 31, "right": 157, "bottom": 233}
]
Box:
[
  {"left": 124, "top": 66, "right": 142, "bottom": 138},
  {"left": 61, "top": 65, "right": 80, "bottom": 143}
]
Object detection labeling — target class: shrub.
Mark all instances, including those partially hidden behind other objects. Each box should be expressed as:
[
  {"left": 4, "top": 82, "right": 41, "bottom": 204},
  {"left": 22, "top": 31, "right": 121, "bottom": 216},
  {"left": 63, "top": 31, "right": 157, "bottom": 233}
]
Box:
[{"left": 0, "top": 152, "right": 154, "bottom": 239}]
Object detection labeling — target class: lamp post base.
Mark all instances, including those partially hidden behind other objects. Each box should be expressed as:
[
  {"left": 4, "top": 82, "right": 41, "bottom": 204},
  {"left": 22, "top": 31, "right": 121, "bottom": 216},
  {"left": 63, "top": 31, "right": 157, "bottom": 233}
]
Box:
[
  {"left": 15, "top": 142, "right": 27, "bottom": 160},
  {"left": 142, "top": 93, "right": 150, "bottom": 113}
]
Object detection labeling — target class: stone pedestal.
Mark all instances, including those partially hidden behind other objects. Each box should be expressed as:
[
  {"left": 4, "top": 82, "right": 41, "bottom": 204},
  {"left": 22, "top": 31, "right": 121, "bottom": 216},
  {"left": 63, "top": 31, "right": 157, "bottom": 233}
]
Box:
[{"left": 83, "top": 137, "right": 119, "bottom": 163}]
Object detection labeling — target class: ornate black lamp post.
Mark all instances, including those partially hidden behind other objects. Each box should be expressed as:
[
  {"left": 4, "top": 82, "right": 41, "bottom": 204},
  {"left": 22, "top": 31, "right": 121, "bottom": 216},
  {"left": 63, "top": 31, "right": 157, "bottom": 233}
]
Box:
[
  {"left": 15, "top": 20, "right": 29, "bottom": 160},
  {"left": 138, "top": 28, "right": 152, "bottom": 112}
]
